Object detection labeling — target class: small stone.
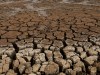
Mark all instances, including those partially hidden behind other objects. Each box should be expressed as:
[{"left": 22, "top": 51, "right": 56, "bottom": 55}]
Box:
[
  {"left": 2, "top": 57, "right": 12, "bottom": 64},
  {"left": 63, "top": 46, "right": 75, "bottom": 52},
  {"left": 88, "top": 66, "right": 97, "bottom": 75},
  {"left": 76, "top": 47, "right": 83, "bottom": 53},
  {"left": 21, "top": 48, "right": 34, "bottom": 56},
  {"left": 74, "top": 61, "right": 85, "bottom": 71},
  {"left": 16, "top": 53, "right": 23, "bottom": 59},
  {"left": 49, "top": 46, "right": 55, "bottom": 51},
  {"left": 33, "top": 49, "right": 41, "bottom": 54},
  {"left": 34, "top": 54, "right": 41, "bottom": 64},
  {"left": 44, "top": 62, "right": 59, "bottom": 75},
  {"left": 65, "top": 52, "right": 76, "bottom": 59},
  {"left": 4, "top": 48, "right": 16, "bottom": 58},
  {"left": 2, "top": 55, "right": 7, "bottom": 59},
  {"left": 37, "top": 44, "right": 42, "bottom": 49},
  {"left": 80, "top": 52, "right": 87, "bottom": 59},
  {"left": 66, "top": 39, "right": 78, "bottom": 46},
  {"left": 71, "top": 70, "right": 77, "bottom": 75},
  {"left": 84, "top": 47, "right": 90, "bottom": 52},
  {"left": 84, "top": 56, "right": 98, "bottom": 65},
  {"left": 18, "top": 64, "right": 26, "bottom": 74},
  {"left": 39, "top": 64, "right": 47, "bottom": 72},
  {"left": 91, "top": 46, "right": 99, "bottom": 50},
  {"left": 65, "top": 69, "right": 73, "bottom": 75},
  {"left": 88, "top": 49, "right": 98, "bottom": 56},
  {"left": 18, "top": 49, "right": 29, "bottom": 56},
  {"left": 13, "top": 60, "right": 20, "bottom": 70},
  {"left": 25, "top": 67, "right": 32, "bottom": 74},
  {"left": 39, "top": 53, "right": 46, "bottom": 62},
  {"left": 6, "top": 69, "right": 17, "bottom": 75},
  {"left": 2, "top": 64, "right": 9, "bottom": 73},
  {"left": 54, "top": 31, "right": 64, "bottom": 40},
  {"left": 25, "top": 62, "right": 31, "bottom": 68},
  {"left": 53, "top": 40, "right": 64, "bottom": 49},
  {"left": 18, "top": 57, "right": 26, "bottom": 65},
  {"left": 67, "top": 59, "right": 72, "bottom": 66},
  {"left": 37, "top": 44, "right": 50, "bottom": 49},
  {"left": 71, "top": 55, "right": 80, "bottom": 63},
  {"left": 54, "top": 51, "right": 63, "bottom": 59},
  {"left": 32, "top": 64, "right": 41, "bottom": 72},
  {"left": 55, "top": 58, "right": 66, "bottom": 65},
  {"left": 73, "top": 67, "right": 82, "bottom": 74},
  {"left": 55, "top": 58, "right": 70, "bottom": 70},
  {"left": 16, "top": 40, "right": 26, "bottom": 50},
  {"left": 45, "top": 50, "right": 53, "bottom": 61}
]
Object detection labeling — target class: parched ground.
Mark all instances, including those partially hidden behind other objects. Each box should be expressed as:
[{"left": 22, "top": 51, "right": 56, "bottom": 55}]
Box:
[{"left": 0, "top": 0, "right": 100, "bottom": 75}]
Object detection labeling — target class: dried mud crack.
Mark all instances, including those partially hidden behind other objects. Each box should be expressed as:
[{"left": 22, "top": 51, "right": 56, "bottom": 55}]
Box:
[{"left": 0, "top": 0, "right": 100, "bottom": 75}]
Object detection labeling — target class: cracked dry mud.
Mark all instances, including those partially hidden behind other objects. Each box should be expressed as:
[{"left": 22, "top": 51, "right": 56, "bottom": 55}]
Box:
[{"left": 0, "top": 0, "right": 100, "bottom": 75}]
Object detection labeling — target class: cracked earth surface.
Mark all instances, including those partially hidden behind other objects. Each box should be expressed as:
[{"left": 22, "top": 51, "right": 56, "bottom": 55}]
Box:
[{"left": 0, "top": 0, "right": 100, "bottom": 75}]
